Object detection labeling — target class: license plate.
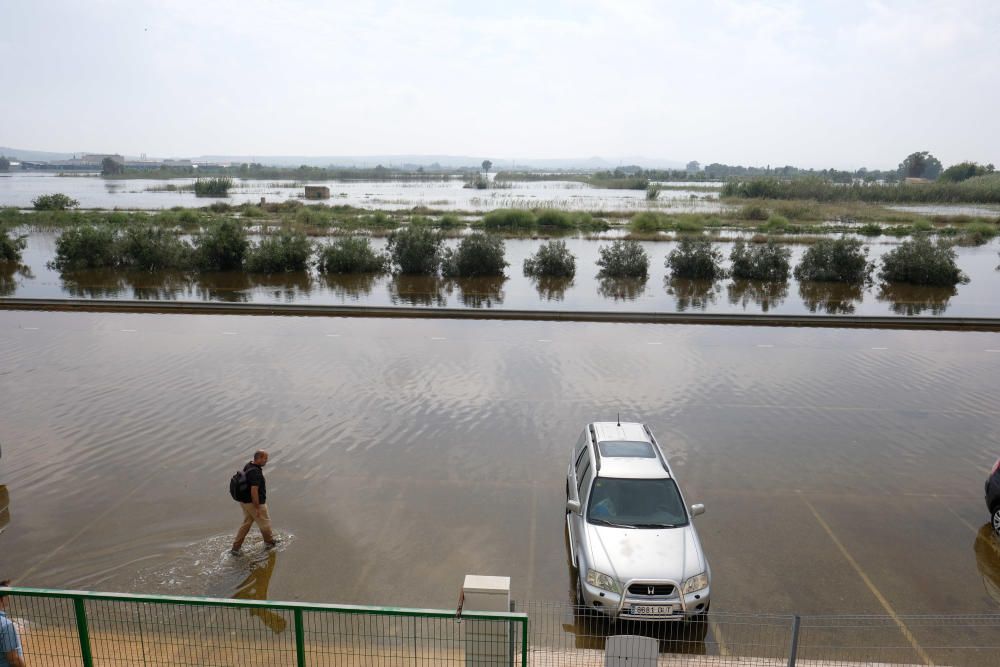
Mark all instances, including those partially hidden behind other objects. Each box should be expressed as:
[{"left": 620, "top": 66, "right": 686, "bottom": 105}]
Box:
[{"left": 628, "top": 605, "right": 674, "bottom": 616}]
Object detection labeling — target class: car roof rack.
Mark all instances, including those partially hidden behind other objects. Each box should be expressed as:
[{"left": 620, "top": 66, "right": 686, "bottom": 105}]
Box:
[{"left": 589, "top": 423, "right": 601, "bottom": 472}]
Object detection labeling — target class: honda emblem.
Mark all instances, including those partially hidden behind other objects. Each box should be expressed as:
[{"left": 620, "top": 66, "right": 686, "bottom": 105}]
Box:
[{"left": 647, "top": 586, "right": 655, "bottom": 595}]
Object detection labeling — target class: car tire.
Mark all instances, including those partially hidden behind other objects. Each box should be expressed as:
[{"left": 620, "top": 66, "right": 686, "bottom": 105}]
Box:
[{"left": 992, "top": 504, "right": 1000, "bottom": 536}]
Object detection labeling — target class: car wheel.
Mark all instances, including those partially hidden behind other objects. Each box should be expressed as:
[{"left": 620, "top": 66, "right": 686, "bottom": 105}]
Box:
[{"left": 992, "top": 505, "right": 1000, "bottom": 536}]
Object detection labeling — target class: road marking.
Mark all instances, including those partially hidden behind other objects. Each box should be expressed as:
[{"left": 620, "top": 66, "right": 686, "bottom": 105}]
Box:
[
  {"left": 943, "top": 504, "right": 981, "bottom": 535},
  {"left": 22, "top": 327, "right": 39, "bottom": 330},
  {"left": 325, "top": 333, "right": 340, "bottom": 337},
  {"left": 871, "top": 347, "right": 888, "bottom": 350},
  {"left": 799, "top": 494, "right": 933, "bottom": 666},
  {"left": 646, "top": 341, "right": 663, "bottom": 345},
  {"left": 986, "top": 349, "right": 1000, "bottom": 353},
  {"left": 222, "top": 331, "right": 238, "bottom": 335},
  {"left": 537, "top": 339, "right": 552, "bottom": 343},
  {"left": 119, "top": 329, "right": 137, "bottom": 333},
  {"left": 756, "top": 344, "right": 774, "bottom": 348},
  {"left": 430, "top": 336, "right": 447, "bottom": 341}
]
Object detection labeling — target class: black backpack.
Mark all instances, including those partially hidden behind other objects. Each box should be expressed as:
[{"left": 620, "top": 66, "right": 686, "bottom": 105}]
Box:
[{"left": 229, "top": 468, "right": 249, "bottom": 502}]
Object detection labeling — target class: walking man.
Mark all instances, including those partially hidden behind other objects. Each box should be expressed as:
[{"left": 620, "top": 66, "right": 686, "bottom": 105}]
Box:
[
  {"left": 0, "top": 580, "right": 26, "bottom": 667},
  {"left": 232, "top": 450, "right": 276, "bottom": 552}
]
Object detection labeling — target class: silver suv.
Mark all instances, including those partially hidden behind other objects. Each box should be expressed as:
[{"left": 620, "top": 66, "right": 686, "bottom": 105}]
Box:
[{"left": 566, "top": 422, "right": 711, "bottom": 621}]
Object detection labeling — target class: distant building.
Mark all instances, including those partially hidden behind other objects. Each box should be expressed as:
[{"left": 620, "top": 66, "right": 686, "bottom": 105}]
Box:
[
  {"left": 304, "top": 185, "right": 331, "bottom": 200},
  {"left": 80, "top": 153, "right": 124, "bottom": 165}
]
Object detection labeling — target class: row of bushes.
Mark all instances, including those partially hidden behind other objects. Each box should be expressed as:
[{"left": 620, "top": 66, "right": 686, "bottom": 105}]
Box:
[
  {"left": 722, "top": 175, "right": 1000, "bottom": 204},
  {"left": 1, "top": 226, "right": 26, "bottom": 262},
  {"left": 664, "top": 236, "right": 966, "bottom": 287}
]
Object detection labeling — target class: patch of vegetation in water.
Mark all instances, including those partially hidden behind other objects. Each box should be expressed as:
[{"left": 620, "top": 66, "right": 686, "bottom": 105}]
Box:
[
  {"left": 523, "top": 240, "right": 576, "bottom": 278},
  {"left": 441, "top": 233, "right": 507, "bottom": 278},
  {"left": 596, "top": 239, "right": 649, "bottom": 278},
  {"left": 317, "top": 237, "right": 389, "bottom": 274},
  {"left": 793, "top": 237, "right": 873, "bottom": 284},
  {"left": 730, "top": 239, "right": 791, "bottom": 281},
  {"left": 245, "top": 230, "right": 313, "bottom": 273},
  {"left": 878, "top": 236, "right": 968, "bottom": 286},
  {"left": 666, "top": 237, "right": 726, "bottom": 280}
]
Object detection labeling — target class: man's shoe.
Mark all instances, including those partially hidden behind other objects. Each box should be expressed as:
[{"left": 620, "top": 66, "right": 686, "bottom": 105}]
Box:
[{"left": 264, "top": 540, "right": 278, "bottom": 549}]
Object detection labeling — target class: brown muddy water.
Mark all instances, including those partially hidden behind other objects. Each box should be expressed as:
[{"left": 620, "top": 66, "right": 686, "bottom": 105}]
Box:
[
  {"left": 1, "top": 310, "right": 998, "bottom": 622},
  {"left": 7, "top": 232, "right": 1000, "bottom": 316}
]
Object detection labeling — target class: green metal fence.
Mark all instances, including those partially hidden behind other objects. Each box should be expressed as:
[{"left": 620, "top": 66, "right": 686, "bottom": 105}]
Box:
[{"left": 0, "top": 586, "right": 528, "bottom": 667}]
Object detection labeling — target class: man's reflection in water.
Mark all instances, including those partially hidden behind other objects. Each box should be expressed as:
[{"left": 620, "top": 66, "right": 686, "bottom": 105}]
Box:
[
  {"left": 233, "top": 551, "right": 287, "bottom": 634},
  {"left": 0, "top": 485, "right": 9, "bottom": 536},
  {"left": 974, "top": 524, "right": 1000, "bottom": 606}
]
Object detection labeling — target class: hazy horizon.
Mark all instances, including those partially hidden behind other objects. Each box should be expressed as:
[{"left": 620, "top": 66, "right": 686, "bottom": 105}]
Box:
[{"left": 2, "top": 0, "right": 998, "bottom": 171}]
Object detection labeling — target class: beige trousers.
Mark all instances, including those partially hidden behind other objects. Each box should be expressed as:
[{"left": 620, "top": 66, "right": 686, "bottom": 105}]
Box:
[{"left": 233, "top": 503, "right": 274, "bottom": 547}]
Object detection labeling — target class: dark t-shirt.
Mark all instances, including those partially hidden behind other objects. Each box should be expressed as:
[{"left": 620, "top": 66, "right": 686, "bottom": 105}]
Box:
[{"left": 243, "top": 462, "right": 266, "bottom": 504}]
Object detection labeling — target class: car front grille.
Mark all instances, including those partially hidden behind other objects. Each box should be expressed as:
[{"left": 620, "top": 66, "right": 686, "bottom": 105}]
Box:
[{"left": 627, "top": 583, "right": 675, "bottom": 596}]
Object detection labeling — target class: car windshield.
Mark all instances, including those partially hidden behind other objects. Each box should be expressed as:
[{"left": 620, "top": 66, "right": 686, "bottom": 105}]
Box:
[{"left": 587, "top": 477, "right": 688, "bottom": 528}]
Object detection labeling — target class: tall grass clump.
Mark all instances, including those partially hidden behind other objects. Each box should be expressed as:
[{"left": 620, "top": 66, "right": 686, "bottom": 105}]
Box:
[
  {"left": 793, "top": 237, "right": 873, "bottom": 283},
  {"left": 737, "top": 204, "right": 770, "bottom": 221},
  {"left": 1, "top": 226, "right": 26, "bottom": 262},
  {"left": 117, "top": 225, "right": 193, "bottom": 271},
  {"left": 962, "top": 221, "right": 998, "bottom": 246},
  {"left": 878, "top": 236, "right": 967, "bottom": 286},
  {"left": 441, "top": 233, "right": 508, "bottom": 278},
  {"left": 523, "top": 240, "right": 576, "bottom": 278},
  {"left": 245, "top": 230, "right": 313, "bottom": 273},
  {"left": 194, "top": 177, "right": 234, "bottom": 197},
  {"left": 666, "top": 237, "right": 726, "bottom": 279},
  {"left": 630, "top": 212, "right": 667, "bottom": 233},
  {"left": 730, "top": 239, "right": 791, "bottom": 281},
  {"left": 759, "top": 215, "right": 790, "bottom": 233},
  {"left": 597, "top": 239, "right": 649, "bottom": 278},
  {"left": 32, "top": 193, "right": 79, "bottom": 211},
  {"left": 317, "top": 237, "right": 388, "bottom": 274},
  {"left": 646, "top": 184, "right": 661, "bottom": 201},
  {"left": 386, "top": 225, "right": 443, "bottom": 274},
  {"left": 534, "top": 210, "right": 575, "bottom": 229},
  {"left": 51, "top": 225, "right": 119, "bottom": 270},
  {"left": 482, "top": 209, "right": 536, "bottom": 231},
  {"left": 194, "top": 220, "right": 248, "bottom": 270}
]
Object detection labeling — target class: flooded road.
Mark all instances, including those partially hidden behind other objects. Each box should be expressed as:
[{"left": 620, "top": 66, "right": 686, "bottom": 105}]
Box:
[
  {"left": 0, "top": 311, "right": 998, "bottom": 619},
  {"left": 8, "top": 232, "right": 1000, "bottom": 317}
]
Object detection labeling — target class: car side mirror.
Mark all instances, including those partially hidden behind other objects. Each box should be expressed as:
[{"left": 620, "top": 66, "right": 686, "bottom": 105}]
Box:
[
  {"left": 566, "top": 499, "right": 581, "bottom": 514},
  {"left": 690, "top": 503, "right": 705, "bottom": 517}
]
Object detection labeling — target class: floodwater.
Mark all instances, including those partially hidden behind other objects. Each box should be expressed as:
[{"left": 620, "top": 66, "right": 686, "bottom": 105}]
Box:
[
  {"left": 6, "top": 232, "right": 1000, "bottom": 317},
  {"left": 0, "top": 311, "right": 998, "bottom": 620},
  {"left": 0, "top": 171, "right": 721, "bottom": 212}
]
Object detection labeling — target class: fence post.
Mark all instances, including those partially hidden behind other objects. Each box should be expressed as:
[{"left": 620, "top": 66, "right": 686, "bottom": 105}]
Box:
[
  {"left": 73, "top": 596, "right": 94, "bottom": 667},
  {"left": 294, "top": 608, "right": 306, "bottom": 667},
  {"left": 521, "top": 616, "right": 528, "bottom": 667},
  {"left": 787, "top": 614, "right": 801, "bottom": 667}
]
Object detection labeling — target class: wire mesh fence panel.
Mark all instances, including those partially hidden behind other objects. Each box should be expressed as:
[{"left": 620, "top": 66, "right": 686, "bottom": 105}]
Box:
[
  {"left": 520, "top": 602, "right": 794, "bottom": 667},
  {"left": 4, "top": 593, "right": 82, "bottom": 666},
  {"left": 84, "top": 599, "right": 297, "bottom": 666},
  {"left": 301, "top": 609, "right": 526, "bottom": 666},
  {"left": 797, "top": 614, "right": 1000, "bottom": 667}
]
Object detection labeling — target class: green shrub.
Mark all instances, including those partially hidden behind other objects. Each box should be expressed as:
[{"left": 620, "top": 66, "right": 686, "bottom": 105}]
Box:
[
  {"left": 576, "top": 213, "right": 609, "bottom": 231},
  {"left": 245, "top": 230, "right": 312, "bottom": 273},
  {"left": 630, "top": 212, "right": 666, "bottom": 233},
  {"left": 730, "top": 239, "right": 791, "bottom": 281},
  {"left": 646, "top": 184, "right": 661, "bottom": 201},
  {"left": 793, "top": 237, "right": 873, "bottom": 283},
  {"left": 441, "top": 233, "right": 507, "bottom": 278},
  {"left": 673, "top": 217, "right": 705, "bottom": 233},
  {"left": 666, "top": 237, "right": 726, "bottom": 280},
  {"left": 208, "top": 201, "right": 231, "bottom": 213},
  {"left": 240, "top": 204, "right": 266, "bottom": 218},
  {"left": 437, "top": 214, "right": 465, "bottom": 229},
  {"left": 117, "top": 225, "right": 192, "bottom": 271},
  {"left": 482, "top": 209, "right": 536, "bottom": 230},
  {"left": 858, "top": 223, "right": 883, "bottom": 236},
  {"left": 911, "top": 218, "right": 934, "bottom": 233},
  {"left": 597, "top": 239, "right": 649, "bottom": 278},
  {"left": 878, "top": 236, "right": 967, "bottom": 286},
  {"left": 317, "top": 237, "right": 388, "bottom": 273},
  {"left": 32, "top": 193, "right": 79, "bottom": 211},
  {"left": 1, "top": 226, "right": 26, "bottom": 262},
  {"left": 759, "top": 215, "right": 790, "bottom": 233},
  {"left": 523, "top": 240, "right": 576, "bottom": 278},
  {"left": 535, "top": 210, "right": 575, "bottom": 229},
  {"left": 194, "top": 220, "right": 248, "bottom": 270},
  {"left": 737, "top": 204, "right": 770, "bottom": 221},
  {"left": 52, "top": 225, "right": 119, "bottom": 269},
  {"left": 194, "top": 177, "right": 233, "bottom": 197},
  {"left": 386, "top": 226, "right": 443, "bottom": 274},
  {"left": 962, "top": 221, "right": 997, "bottom": 246},
  {"left": 364, "top": 211, "right": 399, "bottom": 229}
]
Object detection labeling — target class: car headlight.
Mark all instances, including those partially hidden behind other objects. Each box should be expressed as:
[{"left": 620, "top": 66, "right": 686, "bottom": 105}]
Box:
[
  {"left": 586, "top": 569, "right": 621, "bottom": 594},
  {"left": 682, "top": 572, "right": 709, "bottom": 594}
]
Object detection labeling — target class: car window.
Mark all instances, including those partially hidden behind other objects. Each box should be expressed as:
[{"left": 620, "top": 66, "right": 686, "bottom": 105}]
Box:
[
  {"left": 598, "top": 441, "right": 655, "bottom": 458},
  {"left": 587, "top": 477, "right": 688, "bottom": 528},
  {"left": 577, "top": 459, "right": 591, "bottom": 496}
]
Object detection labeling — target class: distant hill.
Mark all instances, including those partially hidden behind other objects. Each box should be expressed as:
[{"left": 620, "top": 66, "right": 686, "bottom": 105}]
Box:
[{"left": 0, "top": 147, "right": 685, "bottom": 170}]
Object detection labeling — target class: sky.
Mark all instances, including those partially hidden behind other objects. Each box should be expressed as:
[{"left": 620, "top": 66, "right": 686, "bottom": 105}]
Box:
[{"left": 1, "top": 0, "right": 998, "bottom": 169}]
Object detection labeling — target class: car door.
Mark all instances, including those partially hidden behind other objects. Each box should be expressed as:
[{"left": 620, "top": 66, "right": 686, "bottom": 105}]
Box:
[{"left": 570, "top": 444, "right": 593, "bottom": 569}]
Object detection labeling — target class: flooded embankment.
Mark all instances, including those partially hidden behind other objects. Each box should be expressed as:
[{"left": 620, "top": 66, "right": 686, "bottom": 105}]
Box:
[
  {"left": 1, "top": 311, "right": 998, "bottom": 618},
  {"left": 4, "top": 232, "right": 1000, "bottom": 317}
]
